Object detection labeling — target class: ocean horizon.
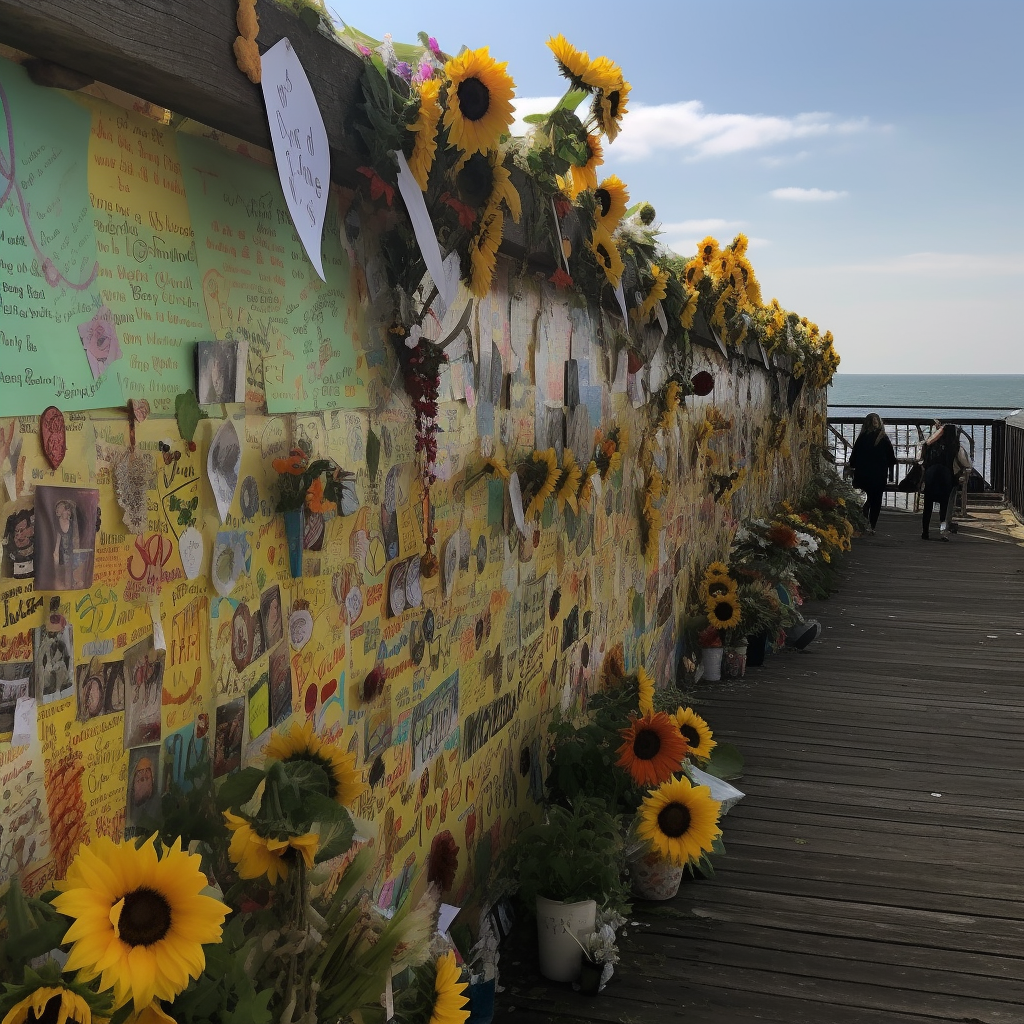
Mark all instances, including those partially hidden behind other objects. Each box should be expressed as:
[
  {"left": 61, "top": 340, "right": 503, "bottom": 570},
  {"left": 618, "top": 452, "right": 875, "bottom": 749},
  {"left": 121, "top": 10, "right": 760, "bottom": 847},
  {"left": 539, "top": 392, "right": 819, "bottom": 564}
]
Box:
[{"left": 828, "top": 374, "right": 1023, "bottom": 419}]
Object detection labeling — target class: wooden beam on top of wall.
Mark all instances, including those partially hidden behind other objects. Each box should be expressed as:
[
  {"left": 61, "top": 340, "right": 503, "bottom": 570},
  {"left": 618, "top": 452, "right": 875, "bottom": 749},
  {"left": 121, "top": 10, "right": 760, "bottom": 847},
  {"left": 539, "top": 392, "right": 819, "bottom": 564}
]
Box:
[{"left": 0, "top": 0, "right": 365, "bottom": 182}]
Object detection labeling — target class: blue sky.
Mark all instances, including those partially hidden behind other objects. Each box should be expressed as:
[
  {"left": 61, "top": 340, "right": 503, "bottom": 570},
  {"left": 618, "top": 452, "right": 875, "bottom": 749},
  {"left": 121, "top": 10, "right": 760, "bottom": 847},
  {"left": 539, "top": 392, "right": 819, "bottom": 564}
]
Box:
[{"left": 338, "top": 1, "right": 1023, "bottom": 374}]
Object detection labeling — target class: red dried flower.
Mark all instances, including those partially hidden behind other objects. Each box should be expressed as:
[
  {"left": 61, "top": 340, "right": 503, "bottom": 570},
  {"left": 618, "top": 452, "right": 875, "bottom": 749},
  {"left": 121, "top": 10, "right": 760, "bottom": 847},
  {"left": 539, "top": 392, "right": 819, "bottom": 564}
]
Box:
[
  {"left": 549, "top": 268, "right": 573, "bottom": 289},
  {"left": 427, "top": 829, "right": 460, "bottom": 892},
  {"left": 767, "top": 523, "right": 798, "bottom": 549},
  {"left": 357, "top": 166, "right": 395, "bottom": 206},
  {"left": 362, "top": 666, "right": 386, "bottom": 703}
]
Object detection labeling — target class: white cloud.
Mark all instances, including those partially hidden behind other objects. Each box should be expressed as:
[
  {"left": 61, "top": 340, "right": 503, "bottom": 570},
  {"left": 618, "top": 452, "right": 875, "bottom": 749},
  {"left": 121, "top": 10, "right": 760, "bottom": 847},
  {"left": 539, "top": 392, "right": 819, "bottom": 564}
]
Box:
[
  {"left": 509, "top": 97, "right": 870, "bottom": 162},
  {"left": 771, "top": 187, "right": 848, "bottom": 201},
  {"left": 837, "top": 252, "right": 1024, "bottom": 276},
  {"left": 659, "top": 218, "right": 742, "bottom": 236},
  {"left": 611, "top": 101, "right": 869, "bottom": 161}
]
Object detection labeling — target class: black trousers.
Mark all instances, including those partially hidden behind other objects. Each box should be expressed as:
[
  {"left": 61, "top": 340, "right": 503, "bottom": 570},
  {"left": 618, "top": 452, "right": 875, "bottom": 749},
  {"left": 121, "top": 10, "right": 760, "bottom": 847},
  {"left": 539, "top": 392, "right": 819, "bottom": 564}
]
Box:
[
  {"left": 922, "top": 465, "right": 953, "bottom": 536},
  {"left": 861, "top": 483, "right": 884, "bottom": 527}
]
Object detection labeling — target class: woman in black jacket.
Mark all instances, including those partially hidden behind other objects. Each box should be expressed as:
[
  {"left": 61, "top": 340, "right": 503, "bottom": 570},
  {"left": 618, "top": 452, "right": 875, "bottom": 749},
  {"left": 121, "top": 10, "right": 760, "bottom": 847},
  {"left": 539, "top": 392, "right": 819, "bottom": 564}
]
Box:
[
  {"left": 921, "top": 423, "right": 959, "bottom": 541},
  {"left": 848, "top": 413, "right": 897, "bottom": 533}
]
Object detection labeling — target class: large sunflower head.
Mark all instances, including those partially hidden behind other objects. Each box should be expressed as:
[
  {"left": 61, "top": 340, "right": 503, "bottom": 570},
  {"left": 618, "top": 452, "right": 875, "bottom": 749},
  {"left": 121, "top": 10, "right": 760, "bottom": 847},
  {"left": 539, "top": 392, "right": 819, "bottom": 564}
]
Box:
[
  {"left": 52, "top": 836, "right": 228, "bottom": 1012},
  {"left": 616, "top": 710, "right": 688, "bottom": 787},
  {"left": 266, "top": 720, "right": 366, "bottom": 806},
  {"left": 700, "top": 573, "right": 737, "bottom": 604},
  {"left": 594, "top": 175, "right": 629, "bottom": 232},
  {"left": 637, "top": 775, "right": 722, "bottom": 868},
  {"left": 696, "top": 236, "right": 721, "bottom": 268},
  {"left": 589, "top": 224, "right": 624, "bottom": 288},
  {"left": 407, "top": 77, "right": 443, "bottom": 191},
  {"left": 430, "top": 950, "right": 470, "bottom": 1024},
  {"left": 591, "top": 78, "right": 631, "bottom": 142},
  {"left": 679, "top": 290, "right": 699, "bottom": 330},
  {"left": 706, "top": 591, "right": 741, "bottom": 630},
  {"left": 443, "top": 47, "right": 516, "bottom": 157},
  {"left": 674, "top": 707, "right": 717, "bottom": 761},
  {"left": 0, "top": 968, "right": 112, "bottom": 1024}
]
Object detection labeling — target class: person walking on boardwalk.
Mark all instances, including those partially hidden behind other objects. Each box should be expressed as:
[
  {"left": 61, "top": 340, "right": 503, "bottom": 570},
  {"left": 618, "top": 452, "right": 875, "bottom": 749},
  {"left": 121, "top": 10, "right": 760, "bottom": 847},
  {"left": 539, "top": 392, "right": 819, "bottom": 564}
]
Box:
[
  {"left": 920, "top": 423, "right": 960, "bottom": 541},
  {"left": 848, "top": 413, "right": 897, "bottom": 534}
]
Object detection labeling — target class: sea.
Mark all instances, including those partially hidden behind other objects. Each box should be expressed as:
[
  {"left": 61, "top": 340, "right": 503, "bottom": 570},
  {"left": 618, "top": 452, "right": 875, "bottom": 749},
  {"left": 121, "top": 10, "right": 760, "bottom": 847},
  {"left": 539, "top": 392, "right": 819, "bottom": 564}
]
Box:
[{"left": 828, "top": 374, "right": 1024, "bottom": 420}]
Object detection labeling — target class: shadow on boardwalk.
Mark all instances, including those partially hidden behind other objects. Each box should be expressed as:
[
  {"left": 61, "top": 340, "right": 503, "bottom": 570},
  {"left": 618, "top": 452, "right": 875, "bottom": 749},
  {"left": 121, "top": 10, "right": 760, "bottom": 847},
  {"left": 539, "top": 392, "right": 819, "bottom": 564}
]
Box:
[{"left": 495, "top": 510, "right": 1024, "bottom": 1024}]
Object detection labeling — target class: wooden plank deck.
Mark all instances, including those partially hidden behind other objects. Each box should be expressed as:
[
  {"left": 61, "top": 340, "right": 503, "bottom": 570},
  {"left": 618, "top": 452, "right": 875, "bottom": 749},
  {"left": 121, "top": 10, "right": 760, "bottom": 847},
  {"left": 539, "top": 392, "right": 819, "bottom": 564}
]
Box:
[{"left": 495, "top": 510, "right": 1024, "bottom": 1023}]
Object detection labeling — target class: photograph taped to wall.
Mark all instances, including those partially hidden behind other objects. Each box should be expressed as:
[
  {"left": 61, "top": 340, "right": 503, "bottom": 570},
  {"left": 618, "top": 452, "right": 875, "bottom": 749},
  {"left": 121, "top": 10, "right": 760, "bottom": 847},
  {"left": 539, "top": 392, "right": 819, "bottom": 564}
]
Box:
[
  {"left": 196, "top": 340, "right": 248, "bottom": 405},
  {"left": 125, "top": 743, "right": 161, "bottom": 840},
  {"left": 1, "top": 502, "right": 35, "bottom": 580},
  {"left": 33, "top": 486, "right": 99, "bottom": 591},
  {"left": 123, "top": 636, "right": 164, "bottom": 748}
]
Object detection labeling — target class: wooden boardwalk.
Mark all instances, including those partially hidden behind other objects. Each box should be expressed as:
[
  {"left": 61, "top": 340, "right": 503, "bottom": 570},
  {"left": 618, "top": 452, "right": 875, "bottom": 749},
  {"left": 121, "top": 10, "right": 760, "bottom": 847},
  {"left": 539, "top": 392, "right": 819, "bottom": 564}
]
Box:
[{"left": 495, "top": 510, "right": 1024, "bottom": 1023}]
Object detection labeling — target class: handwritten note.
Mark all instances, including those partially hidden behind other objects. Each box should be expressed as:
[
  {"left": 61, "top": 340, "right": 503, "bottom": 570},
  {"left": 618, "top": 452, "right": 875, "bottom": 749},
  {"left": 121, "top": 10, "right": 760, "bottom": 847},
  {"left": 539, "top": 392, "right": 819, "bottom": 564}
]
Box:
[
  {"left": 177, "top": 133, "right": 367, "bottom": 412},
  {"left": 0, "top": 61, "right": 121, "bottom": 413},
  {"left": 261, "top": 39, "right": 329, "bottom": 280}
]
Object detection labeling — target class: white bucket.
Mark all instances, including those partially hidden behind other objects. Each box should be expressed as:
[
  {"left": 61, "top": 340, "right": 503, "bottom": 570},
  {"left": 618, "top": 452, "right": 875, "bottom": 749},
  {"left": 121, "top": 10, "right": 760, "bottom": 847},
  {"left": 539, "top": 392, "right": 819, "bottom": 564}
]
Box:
[
  {"left": 701, "top": 646, "right": 723, "bottom": 682},
  {"left": 535, "top": 896, "right": 597, "bottom": 982}
]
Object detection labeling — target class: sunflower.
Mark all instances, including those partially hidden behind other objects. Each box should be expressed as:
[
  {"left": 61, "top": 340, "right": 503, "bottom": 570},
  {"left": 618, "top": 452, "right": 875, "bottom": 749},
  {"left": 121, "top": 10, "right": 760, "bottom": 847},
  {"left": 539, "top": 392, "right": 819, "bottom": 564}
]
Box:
[
  {"left": 545, "top": 34, "right": 604, "bottom": 93},
  {"left": 591, "top": 78, "right": 631, "bottom": 142},
  {"left": 636, "top": 666, "right": 654, "bottom": 715},
  {"left": 589, "top": 224, "right": 624, "bottom": 288},
  {"left": 594, "top": 174, "right": 629, "bottom": 232},
  {"left": 696, "top": 236, "right": 720, "bottom": 268},
  {"left": 616, "top": 710, "right": 688, "bottom": 787},
  {"left": 637, "top": 775, "right": 722, "bottom": 868},
  {"left": 408, "top": 77, "right": 443, "bottom": 190},
  {"left": 482, "top": 456, "right": 510, "bottom": 480},
  {"left": 585, "top": 55, "right": 627, "bottom": 94},
  {"left": 127, "top": 1004, "right": 176, "bottom": 1024},
  {"left": 706, "top": 561, "right": 730, "bottom": 578},
  {"left": 555, "top": 451, "right": 582, "bottom": 514},
  {"left": 266, "top": 720, "right": 366, "bottom": 806},
  {"left": 443, "top": 48, "right": 516, "bottom": 157},
  {"left": 53, "top": 836, "right": 228, "bottom": 1012},
  {"left": 677, "top": 290, "right": 699, "bottom": 331},
  {"left": 456, "top": 149, "right": 521, "bottom": 222},
  {"left": 674, "top": 707, "right": 716, "bottom": 760},
  {"left": 223, "top": 812, "right": 319, "bottom": 883},
  {"left": 0, "top": 974, "right": 109, "bottom": 1024},
  {"left": 706, "top": 592, "right": 741, "bottom": 630},
  {"left": 468, "top": 206, "right": 503, "bottom": 298},
  {"left": 700, "top": 575, "right": 736, "bottom": 604},
  {"left": 634, "top": 264, "right": 670, "bottom": 323},
  {"left": 577, "top": 460, "right": 597, "bottom": 506},
  {"left": 526, "top": 447, "right": 559, "bottom": 519},
  {"left": 560, "top": 134, "right": 604, "bottom": 198},
  {"left": 430, "top": 950, "right": 470, "bottom": 1024}
]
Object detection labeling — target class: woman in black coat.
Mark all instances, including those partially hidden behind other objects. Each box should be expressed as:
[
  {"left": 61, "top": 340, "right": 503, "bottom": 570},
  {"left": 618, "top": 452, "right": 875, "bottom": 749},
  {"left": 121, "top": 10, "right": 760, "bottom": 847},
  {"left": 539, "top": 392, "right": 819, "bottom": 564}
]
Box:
[
  {"left": 848, "top": 413, "right": 897, "bottom": 533},
  {"left": 921, "top": 423, "right": 959, "bottom": 541}
]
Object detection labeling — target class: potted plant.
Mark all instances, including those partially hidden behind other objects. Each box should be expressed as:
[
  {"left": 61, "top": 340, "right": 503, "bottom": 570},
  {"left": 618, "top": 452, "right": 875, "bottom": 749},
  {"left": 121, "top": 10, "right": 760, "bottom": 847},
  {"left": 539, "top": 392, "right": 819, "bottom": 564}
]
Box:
[
  {"left": 508, "top": 800, "right": 630, "bottom": 983},
  {"left": 573, "top": 921, "right": 621, "bottom": 996},
  {"left": 697, "top": 626, "right": 723, "bottom": 681},
  {"left": 272, "top": 448, "right": 355, "bottom": 577}
]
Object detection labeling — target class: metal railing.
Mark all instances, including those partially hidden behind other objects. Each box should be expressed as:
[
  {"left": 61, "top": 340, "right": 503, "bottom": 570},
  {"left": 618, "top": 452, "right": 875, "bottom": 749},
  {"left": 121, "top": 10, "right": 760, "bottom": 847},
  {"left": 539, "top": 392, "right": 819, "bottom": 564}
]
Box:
[
  {"left": 1005, "top": 413, "right": 1024, "bottom": 522},
  {"left": 827, "top": 409, "right": 1005, "bottom": 514}
]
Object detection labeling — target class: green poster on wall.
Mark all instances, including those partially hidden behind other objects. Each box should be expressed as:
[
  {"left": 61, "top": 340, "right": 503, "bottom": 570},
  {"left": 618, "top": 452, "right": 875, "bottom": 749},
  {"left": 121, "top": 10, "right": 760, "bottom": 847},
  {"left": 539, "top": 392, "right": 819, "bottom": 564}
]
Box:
[
  {"left": 176, "top": 132, "right": 367, "bottom": 413},
  {"left": 0, "top": 60, "right": 123, "bottom": 413}
]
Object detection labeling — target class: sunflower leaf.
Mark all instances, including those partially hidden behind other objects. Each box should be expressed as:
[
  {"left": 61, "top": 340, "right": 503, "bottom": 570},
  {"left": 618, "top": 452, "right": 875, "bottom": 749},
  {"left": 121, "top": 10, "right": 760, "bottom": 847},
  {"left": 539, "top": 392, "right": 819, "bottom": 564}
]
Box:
[
  {"left": 216, "top": 766, "right": 266, "bottom": 812},
  {"left": 703, "top": 741, "right": 745, "bottom": 781},
  {"left": 314, "top": 811, "right": 357, "bottom": 864}
]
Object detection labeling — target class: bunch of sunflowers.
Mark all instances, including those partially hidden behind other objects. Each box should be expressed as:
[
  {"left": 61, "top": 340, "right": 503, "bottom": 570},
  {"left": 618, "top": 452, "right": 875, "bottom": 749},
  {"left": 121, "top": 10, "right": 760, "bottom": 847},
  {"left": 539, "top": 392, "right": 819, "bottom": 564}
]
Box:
[{"left": 0, "top": 722, "right": 463, "bottom": 1024}]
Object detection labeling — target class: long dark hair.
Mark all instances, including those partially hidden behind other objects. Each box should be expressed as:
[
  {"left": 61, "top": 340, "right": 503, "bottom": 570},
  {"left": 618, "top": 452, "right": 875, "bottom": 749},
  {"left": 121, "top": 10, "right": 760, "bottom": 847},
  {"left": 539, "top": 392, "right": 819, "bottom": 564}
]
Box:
[{"left": 859, "top": 413, "right": 887, "bottom": 445}]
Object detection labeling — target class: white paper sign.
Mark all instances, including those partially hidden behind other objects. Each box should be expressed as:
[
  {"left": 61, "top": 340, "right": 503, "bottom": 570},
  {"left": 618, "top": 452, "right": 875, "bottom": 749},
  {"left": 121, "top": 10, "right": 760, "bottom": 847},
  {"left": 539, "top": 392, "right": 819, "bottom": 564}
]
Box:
[
  {"left": 613, "top": 279, "right": 630, "bottom": 331},
  {"left": 150, "top": 600, "right": 166, "bottom": 651},
  {"left": 394, "top": 150, "right": 456, "bottom": 309},
  {"left": 611, "top": 349, "right": 629, "bottom": 394},
  {"left": 262, "top": 38, "right": 330, "bottom": 280},
  {"left": 179, "top": 526, "right": 204, "bottom": 580},
  {"left": 11, "top": 696, "right": 36, "bottom": 748},
  {"left": 508, "top": 472, "right": 527, "bottom": 537},
  {"left": 289, "top": 608, "right": 314, "bottom": 649},
  {"left": 208, "top": 419, "right": 242, "bottom": 524},
  {"left": 655, "top": 300, "right": 669, "bottom": 336}
]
